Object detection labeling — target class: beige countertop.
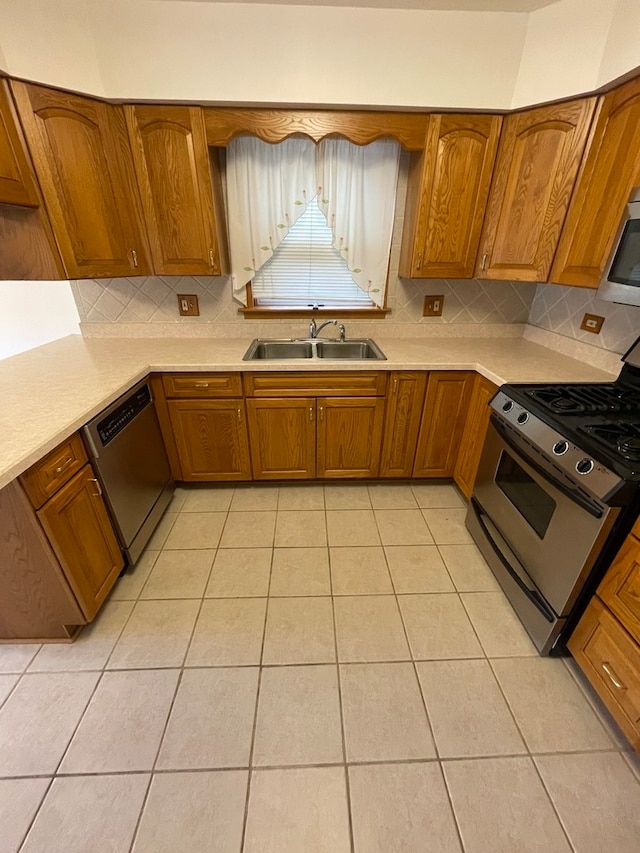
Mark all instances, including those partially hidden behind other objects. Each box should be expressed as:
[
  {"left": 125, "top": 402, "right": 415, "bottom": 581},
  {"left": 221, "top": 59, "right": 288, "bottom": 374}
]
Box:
[{"left": 0, "top": 334, "right": 619, "bottom": 491}]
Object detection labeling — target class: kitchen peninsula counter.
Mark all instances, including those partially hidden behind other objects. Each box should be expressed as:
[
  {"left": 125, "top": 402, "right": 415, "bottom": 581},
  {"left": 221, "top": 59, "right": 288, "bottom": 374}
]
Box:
[{"left": 0, "top": 334, "right": 617, "bottom": 490}]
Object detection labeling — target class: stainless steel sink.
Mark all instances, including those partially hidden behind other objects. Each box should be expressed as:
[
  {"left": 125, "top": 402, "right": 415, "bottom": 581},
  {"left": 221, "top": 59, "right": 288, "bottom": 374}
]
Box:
[
  {"left": 315, "top": 340, "right": 386, "bottom": 360},
  {"left": 243, "top": 338, "right": 386, "bottom": 361},
  {"left": 243, "top": 340, "right": 314, "bottom": 360}
]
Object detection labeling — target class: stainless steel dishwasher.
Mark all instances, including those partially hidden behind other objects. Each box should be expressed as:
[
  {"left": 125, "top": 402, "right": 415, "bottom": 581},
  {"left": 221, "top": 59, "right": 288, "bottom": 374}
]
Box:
[{"left": 82, "top": 378, "right": 174, "bottom": 565}]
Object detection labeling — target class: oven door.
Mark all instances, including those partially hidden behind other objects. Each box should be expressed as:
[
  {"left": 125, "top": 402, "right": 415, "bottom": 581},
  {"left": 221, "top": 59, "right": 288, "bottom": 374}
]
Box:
[{"left": 471, "top": 415, "right": 617, "bottom": 621}]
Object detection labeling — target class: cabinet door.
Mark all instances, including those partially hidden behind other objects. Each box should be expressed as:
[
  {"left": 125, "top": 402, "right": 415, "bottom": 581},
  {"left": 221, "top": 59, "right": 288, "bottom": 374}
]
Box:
[
  {"left": 453, "top": 374, "right": 498, "bottom": 499},
  {"left": 317, "top": 397, "right": 385, "bottom": 479},
  {"left": 246, "top": 398, "right": 316, "bottom": 480},
  {"left": 379, "top": 372, "right": 428, "bottom": 477},
  {"left": 551, "top": 79, "right": 640, "bottom": 287},
  {"left": 597, "top": 533, "right": 640, "bottom": 643},
  {"left": 568, "top": 596, "right": 640, "bottom": 752},
  {"left": 477, "top": 99, "right": 595, "bottom": 282},
  {"left": 168, "top": 399, "right": 251, "bottom": 482},
  {"left": 399, "top": 114, "right": 502, "bottom": 278},
  {"left": 0, "top": 80, "right": 39, "bottom": 206},
  {"left": 37, "top": 465, "right": 124, "bottom": 621},
  {"left": 413, "top": 372, "right": 474, "bottom": 478},
  {"left": 11, "top": 81, "right": 150, "bottom": 279},
  {"left": 125, "top": 105, "right": 228, "bottom": 275}
]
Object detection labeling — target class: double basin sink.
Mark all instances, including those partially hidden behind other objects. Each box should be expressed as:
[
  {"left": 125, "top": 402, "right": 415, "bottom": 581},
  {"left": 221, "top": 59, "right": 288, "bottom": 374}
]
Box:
[{"left": 243, "top": 338, "right": 386, "bottom": 361}]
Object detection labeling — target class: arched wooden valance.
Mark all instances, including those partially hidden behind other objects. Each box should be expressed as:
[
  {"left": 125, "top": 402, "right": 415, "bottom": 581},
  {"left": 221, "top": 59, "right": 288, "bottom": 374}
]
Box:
[{"left": 203, "top": 108, "right": 429, "bottom": 149}]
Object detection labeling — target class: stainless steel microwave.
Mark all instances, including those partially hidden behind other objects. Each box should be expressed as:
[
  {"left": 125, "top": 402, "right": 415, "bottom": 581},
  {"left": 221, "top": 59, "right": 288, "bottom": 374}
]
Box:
[{"left": 598, "top": 187, "right": 640, "bottom": 307}]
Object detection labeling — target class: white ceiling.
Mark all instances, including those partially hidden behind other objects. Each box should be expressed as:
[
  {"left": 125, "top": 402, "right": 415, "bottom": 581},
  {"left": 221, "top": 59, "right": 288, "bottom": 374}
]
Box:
[{"left": 147, "top": 0, "right": 559, "bottom": 11}]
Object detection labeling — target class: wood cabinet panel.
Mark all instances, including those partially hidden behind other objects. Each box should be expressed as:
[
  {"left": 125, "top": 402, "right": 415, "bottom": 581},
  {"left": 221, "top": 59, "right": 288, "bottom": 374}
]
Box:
[
  {"left": 244, "top": 371, "right": 387, "bottom": 398},
  {"left": 380, "top": 372, "right": 428, "bottom": 477},
  {"left": 168, "top": 400, "right": 251, "bottom": 481},
  {"left": 0, "top": 79, "right": 39, "bottom": 206},
  {"left": 11, "top": 81, "right": 150, "bottom": 279},
  {"left": 477, "top": 98, "right": 595, "bottom": 282},
  {"left": 400, "top": 114, "right": 502, "bottom": 278},
  {"left": 413, "top": 371, "right": 474, "bottom": 478},
  {"left": 598, "top": 533, "right": 640, "bottom": 644},
  {"left": 246, "top": 398, "right": 316, "bottom": 479},
  {"left": 37, "top": 465, "right": 124, "bottom": 620},
  {"left": 163, "top": 373, "right": 243, "bottom": 399},
  {"left": 453, "top": 374, "right": 498, "bottom": 499},
  {"left": 568, "top": 596, "right": 640, "bottom": 751},
  {"left": 317, "top": 397, "right": 385, "bottom": 479},
  {"left": 551, "top": 78, "right": 640, "bottom": 287},
  {"left": 20, "top": 433, "right": 88, "bottom": 509},
  {"left": 0, "top": 201, "right": 65, "bottom": 279},
  {"left": 125, "top": 105, "right": 227, "bottom": 275},
  {"left": 0, "top": 480, "right": 84, "bottom": 640}
]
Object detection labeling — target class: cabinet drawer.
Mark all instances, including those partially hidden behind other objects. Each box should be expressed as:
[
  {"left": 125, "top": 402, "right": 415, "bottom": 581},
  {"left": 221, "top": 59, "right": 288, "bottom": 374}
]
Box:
[
  {"left": 568, "top": 596, "right": 640, "bottom": 750},
  {"left": 20, "top": 433, "right": 88, "bottom": 508},
  {"left": 598, "top": 533, "right": 640, "bottom": 643},
  {"left": 162, "top": 373, "right": 243, "bottom": 398},
  {"left": 244, "top": 371, "right": 387, "bottom": 397}
]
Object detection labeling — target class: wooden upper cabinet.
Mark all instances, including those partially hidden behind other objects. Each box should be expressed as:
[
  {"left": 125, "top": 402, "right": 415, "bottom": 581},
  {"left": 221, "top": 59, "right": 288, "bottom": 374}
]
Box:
[
  {"left": 476, "top": 98, "right": 596, "bottom": 282},
  {"left": 10, "top": 81, "right": 150, "bottom": 279},
  {"left": 125, "top": 105, "right": 228, "bottom": 276},
  {"left": 400, "top": 114, "right": 502, "bottom": 278},
  {"left": 551, "top": 78, "right": 640, "bottom": 287},
  {"left": 0, "top": 80, "right": 39, "bottom": 207}
]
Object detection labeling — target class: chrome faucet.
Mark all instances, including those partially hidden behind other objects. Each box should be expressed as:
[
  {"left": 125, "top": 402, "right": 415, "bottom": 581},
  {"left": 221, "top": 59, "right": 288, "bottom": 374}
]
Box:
[{"left": 309, "top": 318, "right": 337, "bottom": 339}]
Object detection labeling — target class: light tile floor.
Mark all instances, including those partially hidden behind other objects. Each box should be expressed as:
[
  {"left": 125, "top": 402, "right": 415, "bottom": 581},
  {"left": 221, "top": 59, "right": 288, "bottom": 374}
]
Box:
[{"left": 1, "top": 482, "right": 639, "bottom": 852}]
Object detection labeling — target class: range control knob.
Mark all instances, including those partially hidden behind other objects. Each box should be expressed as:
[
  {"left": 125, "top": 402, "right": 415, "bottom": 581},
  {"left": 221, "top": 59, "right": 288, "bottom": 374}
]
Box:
[
  {"left": 502, "top": 400, "right": 514, "bottom": 413},
  {"left": 552, "top": 440, "right": 569, "bottom": 456},
  {"left": 516, "top": 412, "right": 529, "bottom": 425},
  {"left": 576, "top": 458, "right": 594, "bottom": 475}
]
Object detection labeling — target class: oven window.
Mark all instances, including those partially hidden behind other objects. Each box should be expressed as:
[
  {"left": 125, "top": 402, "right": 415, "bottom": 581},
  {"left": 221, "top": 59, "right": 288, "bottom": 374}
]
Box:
[
  {"left": 608, "top": 219, "right": 640, "bottom": 287},
  {"left": 495, "top": 452, "right": 556, "bottom": 539}
]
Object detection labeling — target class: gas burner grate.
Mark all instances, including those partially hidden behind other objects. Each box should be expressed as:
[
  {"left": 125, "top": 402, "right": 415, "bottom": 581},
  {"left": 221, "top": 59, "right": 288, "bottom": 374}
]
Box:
[
  {"left": 579, "top": 422, "right": 640, "bottom": 462},
  {"left": 526, "top": 384, "right": 640, "bottom": 416}
]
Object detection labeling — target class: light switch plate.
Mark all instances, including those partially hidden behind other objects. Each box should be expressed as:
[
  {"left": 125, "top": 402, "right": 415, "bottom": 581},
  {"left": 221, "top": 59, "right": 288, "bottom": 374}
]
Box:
[
  {"left": 580, "top": 313, "right": 604, "bottom": 334},
  {"left": 423, "top": 295, "right": 444, "bottom": 317}
]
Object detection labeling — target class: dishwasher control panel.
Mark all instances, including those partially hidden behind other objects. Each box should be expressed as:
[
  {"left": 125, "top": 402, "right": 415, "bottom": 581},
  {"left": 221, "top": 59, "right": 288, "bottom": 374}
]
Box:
[{"left": 96, "top": 383, "right": 152, "bottom": 446}]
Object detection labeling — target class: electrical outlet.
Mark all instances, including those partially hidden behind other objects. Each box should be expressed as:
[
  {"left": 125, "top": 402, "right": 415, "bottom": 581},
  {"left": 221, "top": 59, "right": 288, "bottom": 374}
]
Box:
[
  {"left": 580, "top": 313, "right": 605, "bottom": 334},
  {"left": 423, "top": 295, "right": 444, "bottom": 317},
  {"left": 177, "top": 294, "right": 199, "bottom": 316}
]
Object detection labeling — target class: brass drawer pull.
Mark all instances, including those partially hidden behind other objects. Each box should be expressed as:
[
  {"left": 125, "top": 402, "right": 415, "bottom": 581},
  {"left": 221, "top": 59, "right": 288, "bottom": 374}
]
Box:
[
  {"left": 309, "top": 407, "right": 313, "bottom": 421},
  {"left": 89, "top": 477, "right": 103, "bottom": 497},
  {"left": 54, "top": 457, "right": 74, "bottom": 474},
  {"left": 237, "top": 408, "right": 242, "bottom": 423},
  {"left": 601, "top": 661, "right": 625, "bottom": 690},
  {"left": 209, "top": 248, "right": 216, "bottom": 267},
  {"left": 131, "top": 248, "right": 138, "bottom": 268},
  {"left": 194, "top": 382, "right": 210, "bottom": 389},
  {"left": 480, "top": 252, "right": 488, "bottom": 271}
]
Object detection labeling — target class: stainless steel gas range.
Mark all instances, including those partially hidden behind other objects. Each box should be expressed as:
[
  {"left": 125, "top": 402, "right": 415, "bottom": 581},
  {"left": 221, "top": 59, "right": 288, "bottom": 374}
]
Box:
[{"left": 466, "top": 335, "right": 640, "bottom": 655}]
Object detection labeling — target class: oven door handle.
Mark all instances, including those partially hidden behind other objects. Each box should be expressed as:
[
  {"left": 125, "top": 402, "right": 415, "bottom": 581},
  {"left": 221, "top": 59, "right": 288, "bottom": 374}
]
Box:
[
  {"left": 470, "top": 498, "right": 556, "bottom": 623},
  {"left": 490, "top": 414, "right": 604, "bottom": 520}
]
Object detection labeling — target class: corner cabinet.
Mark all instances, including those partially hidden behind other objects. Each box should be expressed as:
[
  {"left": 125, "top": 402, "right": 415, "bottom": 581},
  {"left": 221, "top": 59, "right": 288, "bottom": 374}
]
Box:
[
  {"left": 125, "top": 105, "right": 229, "bottom": 276},
  {"left": 453, "top": 374, "right": 498, "bottom": 498},
  {"left": 568, "top": 521, "right": 640, "bottom": 751},
  {"left": 10, "top": 81, "right": 151, "bottom": 279},
  {"left": 413, "top": 372, "right": 474, "bottom": 477},
  {"left": 0, "top": 80, "right": 39, "bottom": 207},
  {"left": 399, "top": 114, "right": 502, "bottom": 278},
  {"left": 476, "top": 98, "right": 596, "bottom": 282},
  {"left": 551, "top": 77, "right": 640, "bottom": 287}
]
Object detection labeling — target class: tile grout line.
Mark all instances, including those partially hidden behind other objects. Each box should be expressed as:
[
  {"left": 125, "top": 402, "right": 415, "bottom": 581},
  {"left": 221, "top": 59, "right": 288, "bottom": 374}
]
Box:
[
  {"left": 328, "top": 538, "right": 356, "bottom": 853},
  {"left": 239, "top": 513, "right": 276, "bottom": 853}
]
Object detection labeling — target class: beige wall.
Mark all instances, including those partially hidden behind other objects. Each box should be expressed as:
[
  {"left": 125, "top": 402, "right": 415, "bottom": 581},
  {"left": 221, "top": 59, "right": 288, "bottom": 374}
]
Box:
[{"left": 598, "top": 0, "right": 640, "bottom": 87}]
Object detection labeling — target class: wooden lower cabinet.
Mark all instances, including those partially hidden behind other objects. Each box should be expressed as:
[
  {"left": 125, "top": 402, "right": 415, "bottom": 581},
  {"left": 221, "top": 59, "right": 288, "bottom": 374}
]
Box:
[
  {"left": 380, "top": 372, "right": 428, "bottom": 478},
  {"left": 317, "top": 397, "right": 385, "bottom": 479},
  {"left": 37, "top": 464, "right": 124, "bottom": 621},
  {"left": 246, "top": 398, "right": 316, "bottom": 479},
  {"left": 168, "top": 399, "right": 251, "bottom": 481},
  {"left": 568, "top": 529, "right": 640, "bottom": 751},
  {"left": 413, "top": 371, "right": 474, "bottom": 477},
  {"left": 453, "top": 374, "right": 498, "bottom": 498}
]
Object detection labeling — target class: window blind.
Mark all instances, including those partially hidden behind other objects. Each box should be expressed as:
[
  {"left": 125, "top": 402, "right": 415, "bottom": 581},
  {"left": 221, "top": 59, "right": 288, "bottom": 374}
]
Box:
[{"left": 251, "top": 195, "right": 374, "bottom": 307}]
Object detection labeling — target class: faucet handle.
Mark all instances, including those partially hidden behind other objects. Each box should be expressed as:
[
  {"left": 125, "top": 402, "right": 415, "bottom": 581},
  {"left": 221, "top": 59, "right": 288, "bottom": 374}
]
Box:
[{"left": 338, "top": 324, "right": 346, "bottom": 342}]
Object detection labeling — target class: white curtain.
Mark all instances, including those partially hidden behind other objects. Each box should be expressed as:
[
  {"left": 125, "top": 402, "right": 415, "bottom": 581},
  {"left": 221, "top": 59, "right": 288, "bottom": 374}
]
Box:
[
  {"left": 226, "top": 135, "right": 400, "bottom": 307},
  {"left": 226, "top": 135, "right": 316, "bottom": 304},
  {"left": 316, "top": 138, "right": 400, "bottom": 307}
]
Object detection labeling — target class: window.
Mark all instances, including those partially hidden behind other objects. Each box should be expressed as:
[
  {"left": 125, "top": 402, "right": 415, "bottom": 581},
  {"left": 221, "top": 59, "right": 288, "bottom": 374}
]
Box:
[
  {"left": 225, "top": 135, "right": 400, "bottom": 312},
  {"left": 251, "top": 195, "right": 373, "bottom": 307}
]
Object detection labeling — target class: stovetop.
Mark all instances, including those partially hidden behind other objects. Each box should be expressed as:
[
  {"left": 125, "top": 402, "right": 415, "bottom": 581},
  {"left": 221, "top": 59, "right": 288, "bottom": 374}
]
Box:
[{"left": 500, "top": 371, "right": 640, "bottom": 482}]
